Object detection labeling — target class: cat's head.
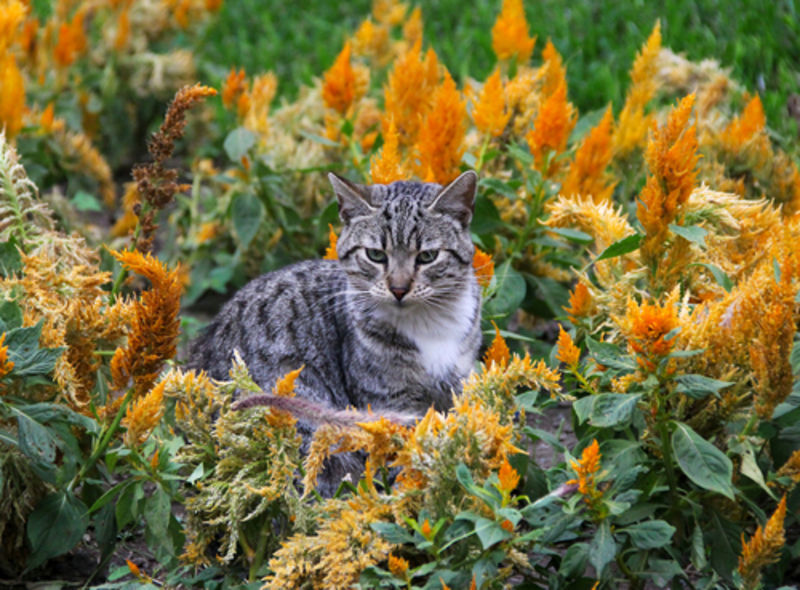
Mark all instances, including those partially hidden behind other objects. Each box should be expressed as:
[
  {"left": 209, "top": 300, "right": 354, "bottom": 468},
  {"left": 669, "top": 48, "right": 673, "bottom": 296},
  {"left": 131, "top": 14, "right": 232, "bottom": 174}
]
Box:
[{"left": 329, "top": 171, "right": 477, "bottom": 314}]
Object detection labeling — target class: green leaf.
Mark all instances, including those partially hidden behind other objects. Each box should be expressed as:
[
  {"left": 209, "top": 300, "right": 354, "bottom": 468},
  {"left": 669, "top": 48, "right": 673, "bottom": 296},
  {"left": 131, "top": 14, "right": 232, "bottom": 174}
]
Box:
[
  {"left": 471, "top": 195, "right": 504, "bottom": 234},
  {"left": 231, "top": 192, "right": 265, "bottom": 247},
  {"left": 732, "top": 439, "right": 775, "bottom": 497},
  {"left": 26, "top": 491, "right": 88, "bottom": 570},
  {"left": 668, "top": 223, "right": 708, "bottom": 246},
  {"left": 595, "top": 233, "right": 641, "bottom": 262},
  {"left": 5, "top": 321, "right": 64, "bottom": 377},
  {"left": 589, "top": 520, "right": 617, "bottom": 576},
  {"left": 693, "top": 263, "right": 734, "bottom": 292},
  {"left": 472, "top": 517, "right": 512, "bottom": 549},
  {"left": 573, "top": 394, "right": 642, "bottom": 428},
  {"left": 223, "top": 127, "right": 256, "bottom": 161},
  {"left": 584, "top": 336, "right": 637, "bottom": 371},
  {"left": 144, "top": 486, "right": 172, "bottom": 546},
  {"left": 547, "top": 227, "right": 594, "bottom": 244},
  {"left": 691, "top": 523, "right": 707, "bottom": 570},
  {"left": 24, "top": 402, "right": 98, "bottom": 433},
  {"left": 526, "top": 275, "right": 571, "bottom": 318},
  {"left": 674, "top": 374, "right": 733, "bottom": 399},
  {"left": 0, "top": 299, "right": 22, "bottom": 333},
  {"left": 0, "top": 239, "right": 22, "bottom": 277},
  {"left": 480, "top": 177, "right": 520, "bottom": 200},
  {"left": 298, "top": 130, "right": 342, "bottom": 148},
  {"left": 72, "top": 190, "right": 103, "bottom": 212},
  {"left": 620, "top": 520, "right": 675, "bottom": 549},
  {"left": 671, "top": 421, "right": 735, "bottom": 499},
  {"left": 484, "top": 262, "right": 526, "bottom": 318},
  {"left": 370, "top": 522, "right": 415, "bottom": 545},
  {"left": 559, "top": 542, "right": 588, "bottom": 577}
]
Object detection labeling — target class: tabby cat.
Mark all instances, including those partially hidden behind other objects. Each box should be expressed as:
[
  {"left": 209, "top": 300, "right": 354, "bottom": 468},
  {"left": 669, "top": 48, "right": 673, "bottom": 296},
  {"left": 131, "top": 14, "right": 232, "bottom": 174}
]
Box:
[{"left": 190, "top": 171, "right": 482, "bottom": 495}]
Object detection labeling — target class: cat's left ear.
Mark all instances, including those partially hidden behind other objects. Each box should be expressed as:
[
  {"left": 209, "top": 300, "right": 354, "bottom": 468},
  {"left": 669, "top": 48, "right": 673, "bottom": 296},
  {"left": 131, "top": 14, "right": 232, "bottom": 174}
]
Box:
[
  {"left": 329, "top": 173, "right": 376, "bottom": 224},
  {"left": 428, "top": 170, "right": 477, "bottom": 228}
]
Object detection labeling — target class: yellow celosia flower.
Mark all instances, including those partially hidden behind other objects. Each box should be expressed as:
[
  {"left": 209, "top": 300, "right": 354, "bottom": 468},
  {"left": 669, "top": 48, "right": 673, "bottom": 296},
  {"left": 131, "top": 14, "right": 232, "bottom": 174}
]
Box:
[
  {"left": 483, "top": 322, "right": 510, "bottom": 369},
  {"left": 526, "top": 80, "right": 576, "bottom": 176},
  {"left": 616, "top": 291, "right": 680, "bottom": 372},
  {"left": 110, "top": 249, "right": 183, "bottom": 398},
  {"left": 221, "top": 67, "right": 247, "bottom": 110},
  {"left": 721, "top": 94, "right": 765, "bottom": 148},
  {"left": 387, "top": 554, "right": 409, "bottom": 579},
  {"left": 323, "top": 224, "right": 338, "bottom": 260},
  {"left": 561, "top": 106, "right": 616, "bottom": 202},
  {"left": 372, "top": 0, "right": 407, "bottom": 26},
  {"left": 122, "top": 380, "right": 166, "bottom": 446},
  {"left": 0, "top": 332, "right": 14, "bottom": 380},
  {"left": 275, "top": 366, "right": 302, "bottom": 397},
  {"left": 402, "top": 6, "right": 423, "bottom": 47},
  {"left": 563, "top": 281, "right": 593, "bottom": 324},
  {"left": 555, "top": 325, "right": 580, "bottom": 370},
  {"left": 322, "top": 41, "right": 366, "bottom": 116},
  {"left": 497, "top": 456, "right": 520, "bottom": 493},
  {"left": 567, "top": 439, "right": 604, "bottom": 509},
  {"left": 541, "top": 39, "right": 566, "bottom": 98},
  {"left": 53, "top": 7, "right": 88, "bottom": 68},
  {"left": 413, "top": 70, "right": 467, "bottom": 184},
  {"left": 0, "top": 55, "right": 24, "bottom": 139},
  {"left": 243, "top": 72, "right": 278, "bottom": 137},
  {"left": 383, "top": 39, "right": 440, "bottom": 147},
  {"left": 613, "top": 21, "right": 662, "bottom": 156},
  {"left": 352, "top": 18, "right": 392, "bottom": 65},
  {"left": 472, "top": 69, "right": 511, "bottom": 138},
  {"left": 491, "top": 0, "right": 536, "bottom": 63},
  {"left": 776, "top": 449, "right": 800, "bottom": 484},
  {"left": 738, "top": 495, "right": 787, "bottom": 590},
  {"left": 472, "top": 246, "right": 494, "bottom": 287},
  {"left": 370, "top": 118, "right": 410, "bottom": 184}
]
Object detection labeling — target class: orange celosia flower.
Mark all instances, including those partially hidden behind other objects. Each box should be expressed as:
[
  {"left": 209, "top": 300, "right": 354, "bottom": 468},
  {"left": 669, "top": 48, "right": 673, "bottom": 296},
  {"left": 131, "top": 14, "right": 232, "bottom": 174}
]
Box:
[
  {"left": 541, "top": 39, "right": 566, "bottom": 98},
  {"left": 497, "top": 456, "right": 520, "bottom": 493},
  {"left": 721, "top": 94, "right": 765, "bottom": 148},
  {"left": 472, "top": 246, "right": 494, "bottom": 287},
  {"left": 275, "top": 366, "right": 302, "bottom": 397},
  {"left": 619, "top": 293, "right": 680, "bottom": 372},
  {"left": 613, "top": 21, "right": 662, "bottom": 156},
  {"left": 0, "top": 55, "right": 24, "bottom": 139},
  {"left": 637, "top": 94, "right": 699, "bottom": 262},
  {"left": 53, "top": 7, "right": 88, "bottom": 68},
  {"left": 414, "top": 70, "right": 467, "bottom": 184},
  {"left": 383, "top": 39, "right": 440, "bottom": 147},
  {"left": 114, "top": 6, "right": 130, "bottom": 51},
  {"left": 323, "top": 224, "right": 338, "bottom": 260},
  {"left": 526, "top": 80, "right": 577, "bottom": 175},
  {"left": 555, "top": 325, "right": 580, "bottom": 369},
  {"left": 110, "top": 250, "right": 183, "bottom": 397},
  {"left": 567, "top": 439, "right": 604, "bottom": 508},
  {"left": 483, "top": 322, "right": 510, "bottom": 369},
  {"left": 370, "top": 118, "right": 410, "bottom": 184},
  {"left": 561, "top": 106, "right": 616, "bottom": 202},
  {"left": 776, "top": 449, "right": 800, "bottom": 483},
  {"left": 0, "top": 332, "right": 14, "bottom": 380},
  {"left": 563, "top": 281, "right": 593, "bottom": 323},
  {"left": 243, "top": 72, "right": 278, "bottom": 136},
  {"left": 491, "top": 0, "right": 536, "bottom": 63},
  {"left": 387, "top": 554, "right": 409, "bottom": 578},
  {"left": 738, "top": 495, "right": 787, "bottom": 590},
  {"left": 322, "top": 41, "right": 364, "bottom": 115},
  {"left": 472, "top": 69, "right": 511, "bottom": 138},
  {"left": 402, "top": 6, "right": 423, "bottom": 47},
  {"left": 122, "top": 380, "right": 166, "bottom": 446},
  {"left": 0, "top": 0, "right": 25, "bottom": 54},
  {"left": 420, "top": 518, "right": 432, "bottom": 538},
  {"left": 373, "top": 0, "right": 407, "bottom": 26},
  {"left": 221, "top": 68, "right": 248, "bottom": 111}
]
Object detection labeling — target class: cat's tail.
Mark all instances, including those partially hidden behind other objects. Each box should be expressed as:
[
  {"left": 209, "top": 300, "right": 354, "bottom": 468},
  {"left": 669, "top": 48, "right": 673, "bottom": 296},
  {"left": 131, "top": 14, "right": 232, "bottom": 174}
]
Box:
[{"left": 232, "top": 393, "right": 419, "bottom": 428}]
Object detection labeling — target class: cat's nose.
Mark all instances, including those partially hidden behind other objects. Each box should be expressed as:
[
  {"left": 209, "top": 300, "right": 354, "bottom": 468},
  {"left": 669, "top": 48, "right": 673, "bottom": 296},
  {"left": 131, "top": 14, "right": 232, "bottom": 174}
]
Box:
[{"left": 389, "top": 285, "right": 409, "bottom": 301}]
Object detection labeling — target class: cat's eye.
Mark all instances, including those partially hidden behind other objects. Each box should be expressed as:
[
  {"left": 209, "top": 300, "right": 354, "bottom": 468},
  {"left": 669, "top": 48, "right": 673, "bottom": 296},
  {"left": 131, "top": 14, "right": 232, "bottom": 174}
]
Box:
[
  {"left": 416, "top": 249, "right": 438, "bottom": 264},
  {"left": 365, "top": 248, "right": 388, "bottom": 263}
]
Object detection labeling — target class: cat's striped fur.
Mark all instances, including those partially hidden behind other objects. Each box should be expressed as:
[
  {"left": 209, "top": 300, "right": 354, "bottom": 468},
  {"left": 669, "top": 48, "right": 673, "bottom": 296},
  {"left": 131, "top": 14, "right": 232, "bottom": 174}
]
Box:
[{"left": 190, "top": 171, "right": 481, "bottom": 494}]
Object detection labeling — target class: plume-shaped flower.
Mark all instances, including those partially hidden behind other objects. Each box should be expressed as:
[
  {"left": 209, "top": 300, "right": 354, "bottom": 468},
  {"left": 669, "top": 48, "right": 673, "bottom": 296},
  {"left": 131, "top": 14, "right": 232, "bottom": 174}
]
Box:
[
  {"left": 738, "top": 496, "right": 787, "bottom": 590},
  {"left": 370, "top": 118, "right": 410, "bottom": 184},
  {"left": 472, "top": 69, "right": 510, "bottom": 138},
  {"left": 0, "top": 332, "right": 14, "bottom": 380},
  {"left": 472, "top": 247, "right": 494, "bottom": 287},
  {"left": 413, "top": 70, "right": 467, "bottom": 184},
  {"left": 323, "top": 224, "right": 338, "bottom": 260},
  {"left": 563, "top": 281, "right": 594, "bottom": 324},
  {"left": 483, "top": 322, "right": 510, "bottom": 369},
  {"left": 322, "top": 41, "right": 367, "bottom": 115},
  {"left": 561, "top": 106, "right": 616, "bottom": 202},
  {"left": 122, "top": 380, "right": 166, "bottom": 446},
  {"left": 526, "top": 80, "right": 576, "bottom": 175},
  {"left": 491, "top": 0, "right": 536, "bottom": 63},
  {"left": 0, "top": 56, "right": 24, "bottom": 139},
  {"left": 567, "top": 439, "right": 605, "bottom": 514},
  {"left": 555, "top": 325, "right": 580, "bottom": 369},
  {"left": 53, "top": 7, "right": 88, "bottom": 68},
  {"left": 615, "top": 290, "right": 680, "bottom": 372}
]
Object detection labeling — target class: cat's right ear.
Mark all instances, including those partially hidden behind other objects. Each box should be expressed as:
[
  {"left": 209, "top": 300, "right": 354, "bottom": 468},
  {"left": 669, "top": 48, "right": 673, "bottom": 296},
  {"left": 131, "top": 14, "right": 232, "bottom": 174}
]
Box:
[{"left": 329, "top": 173, "right": 375, "bottom": 224}]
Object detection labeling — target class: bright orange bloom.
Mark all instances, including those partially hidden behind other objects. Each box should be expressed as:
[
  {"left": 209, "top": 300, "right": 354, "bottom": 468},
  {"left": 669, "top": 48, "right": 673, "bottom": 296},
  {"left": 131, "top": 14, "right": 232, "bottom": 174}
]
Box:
[
  {"left": 0, "top": 55, "right": 24, "bottom": 138},
  {"left": 563, "top": 281, "right": 593, "bottom": 323},
  {"left": 387, "top": 554, "right": 409, "bottom": 578},
  {"left": 497, "top": 456, "right": 520, "bottom": 493},
  {"left": 122, "top": 380, "right": 166, "bottom": 446},
  {"left": 613, "top": 21, "right": 662, "bottom": 156},
  {"left": 483, "top": 322, "right": 510, "bottom": 369},
  {"left": 53, "top": 8, "right": 88, "bottom": 67},
  {"left": 472, "top": 69, "right": 510, "bottom": 137},
  {"left": 472, "top": 246, "right": 494, "bottom": 287},
  {"left": 383, "top": 40, "right": 440, "bottom": 147},
  {"left": 114, "top": 6, "right": 130, "bottom": 51},
  {"left": 526, "top": 80, "right": 577, "bottom": 175},
  {"left": 0, "top": 0, "right": 25, "bottom": 54},
  {"left": 541, "top": 39, "right": 566, "bottom": 98},
  {"left": 370, "top": 118, "right": 410, "bottom": 184},
  {"left": 414, "top": 70, "right": 467, "bottom": 184},
  {"left": 491, "top": 0, "right": 536, "bottom": 62},
  {"left": 0, "top": 332, "right": 14, "bottom": 380},
  {"left": 721, "top": 94, "right": 765, "bottom": 147},
  {"left": 275, "top": 366, "right": 302, "bottom": 397},
  {"left": 402, "top": 6, "right": 423, "bottom": 47},
  {"left": 322, "top": 41, "right": 365, "bottom": 115},
  {"left": 323, "top": 224, "right": 338, "bottom": 260},
  {"left": 561, "top": 106, "right": 616, "bottom": 202},
  {"left": 555, "top": 325, "right": 580, "bottom": 369},
  {"left": 110, "top": 250, "right": 183, "bottom": 397},
  {"left": 567, "top": 439, "right": 604, "bottom": 508},
  {"left": 221, "top": 68, "right": 248, "bottom": 112},
  {"left": 420, "top": 518, "right": 432, "bottom": 538},
  {"left": 619, "top": 294, "right": 680, "bottom": 372},
  {"left": 738, "top": 496, "right": 787, "bottom": 590}
]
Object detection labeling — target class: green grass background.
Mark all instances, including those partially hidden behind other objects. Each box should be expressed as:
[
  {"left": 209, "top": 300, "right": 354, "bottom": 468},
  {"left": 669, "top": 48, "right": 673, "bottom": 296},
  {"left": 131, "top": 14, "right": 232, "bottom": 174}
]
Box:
[{"left": 198, "top": 0, "right": 799, "bottom": 146}]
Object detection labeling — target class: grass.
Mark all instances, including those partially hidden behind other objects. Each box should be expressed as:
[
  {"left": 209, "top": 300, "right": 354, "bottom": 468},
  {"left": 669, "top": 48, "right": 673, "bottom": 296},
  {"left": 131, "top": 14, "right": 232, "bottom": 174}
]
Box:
[{"left": 198, "top": 0, "right": 799, "bottom": 146}]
